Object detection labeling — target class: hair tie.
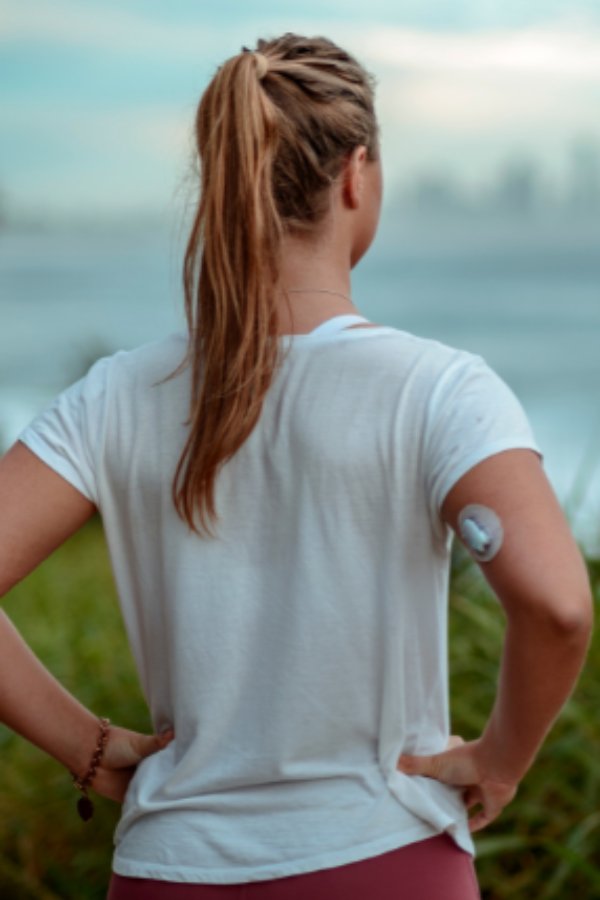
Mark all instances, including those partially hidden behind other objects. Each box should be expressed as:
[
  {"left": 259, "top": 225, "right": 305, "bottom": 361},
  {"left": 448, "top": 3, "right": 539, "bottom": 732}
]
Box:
[{"left": 253, "top": 52, "right": 269, "bottom": 80}]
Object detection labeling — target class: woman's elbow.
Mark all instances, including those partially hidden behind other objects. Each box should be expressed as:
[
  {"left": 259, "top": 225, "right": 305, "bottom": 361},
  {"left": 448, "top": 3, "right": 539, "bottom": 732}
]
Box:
[
  {"left": 554, "top": 589, "right": 594, "bottom": 641},
  {"left": 506, "top": 584, "right": 594, "bottom": 645},
  {"left": 534, "top": 585, "right": 595, "bottom": 648}
]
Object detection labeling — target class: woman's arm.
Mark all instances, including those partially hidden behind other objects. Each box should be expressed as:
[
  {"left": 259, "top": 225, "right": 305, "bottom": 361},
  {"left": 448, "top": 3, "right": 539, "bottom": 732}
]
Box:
[
  {"left": 0, "top": 442, "right": 172, "bottom": 802},
  {"left": 398, "top": 449, "right": 593, "bottom": 832}
]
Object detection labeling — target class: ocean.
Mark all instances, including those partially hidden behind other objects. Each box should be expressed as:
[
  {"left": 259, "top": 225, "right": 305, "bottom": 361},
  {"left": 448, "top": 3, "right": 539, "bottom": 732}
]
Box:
[{"left": 1, "top": 211, "right": 599, "bottom": 552}]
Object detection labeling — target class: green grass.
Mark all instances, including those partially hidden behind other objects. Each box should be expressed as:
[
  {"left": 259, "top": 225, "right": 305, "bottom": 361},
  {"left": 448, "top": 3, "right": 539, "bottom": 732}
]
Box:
[
  {"left": 0, "top": 519, "right": 598, "bottom": 899},
  {"left": 0, "top": 519, "right": 148, "bottom": 900},
  {"left": 449, "top": 549, "right": 600, "bottom": 899}
]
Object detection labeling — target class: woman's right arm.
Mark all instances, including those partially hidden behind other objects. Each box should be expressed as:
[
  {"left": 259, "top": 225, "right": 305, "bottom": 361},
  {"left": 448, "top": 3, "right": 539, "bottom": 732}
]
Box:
[
  {"left": 0, "top": 442, "right": 173, "bottom": 803},
  {"left": 398, "top": 448, "right": 593, "bottom": 832}
]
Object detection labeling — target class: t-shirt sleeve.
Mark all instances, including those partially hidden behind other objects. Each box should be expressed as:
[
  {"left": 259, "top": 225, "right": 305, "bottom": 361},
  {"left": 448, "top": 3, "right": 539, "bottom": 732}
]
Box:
[
  {"left": 423, "top": 352, "right": 542, "bottom": 538},
  {"left": 17, "top": 355, "right": 113, "bottom": 506}
]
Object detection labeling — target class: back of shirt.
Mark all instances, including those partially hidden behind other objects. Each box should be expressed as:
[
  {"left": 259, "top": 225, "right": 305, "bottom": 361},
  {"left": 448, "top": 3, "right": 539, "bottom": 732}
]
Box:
[{"left": 19, "top": 322, "right": 540, "bottom": 884}]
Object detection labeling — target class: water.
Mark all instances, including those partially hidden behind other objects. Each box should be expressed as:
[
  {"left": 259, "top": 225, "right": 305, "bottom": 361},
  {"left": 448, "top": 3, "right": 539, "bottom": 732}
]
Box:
[{"left": 1, "top": 214, "right": 599, "bottom": 552}]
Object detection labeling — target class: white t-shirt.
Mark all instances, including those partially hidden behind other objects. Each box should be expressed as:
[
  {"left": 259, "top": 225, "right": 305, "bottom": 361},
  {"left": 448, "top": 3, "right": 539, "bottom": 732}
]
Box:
[{"left": 19, "top": 315, "right": 541, "bottom": 884}]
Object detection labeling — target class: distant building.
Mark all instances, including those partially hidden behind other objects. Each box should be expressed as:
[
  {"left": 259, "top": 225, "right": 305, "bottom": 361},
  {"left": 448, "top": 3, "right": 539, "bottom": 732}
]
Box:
[
  {"left": 566, "top": 135, "right": 600, "bottom": 216},
  {"left": 402, "top": 172, "right": 468, "bottom": 217},
  {"left": 392, "top": 137, "right": 600, "bottom": 228},
  {"left": 0, "top": 186, "right": 6, "bottom": 229},
  {"left": 486, "top": 157, "right": 542, "bottom": 218}
]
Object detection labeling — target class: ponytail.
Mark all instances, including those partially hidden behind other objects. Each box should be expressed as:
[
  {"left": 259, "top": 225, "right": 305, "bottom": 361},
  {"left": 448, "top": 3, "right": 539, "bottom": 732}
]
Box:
[
  {"left": 173, "top": 35, "right": 379, "bottom": 536},
  {"left": 173, "top": 50, "right": 284, "bottom": 536}
]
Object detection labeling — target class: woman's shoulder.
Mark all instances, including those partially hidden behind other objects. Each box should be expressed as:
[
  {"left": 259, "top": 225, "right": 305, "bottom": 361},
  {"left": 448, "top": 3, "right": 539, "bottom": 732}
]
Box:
[
  {"left": 369, "top": 325, "right": 486, "bottom": 381},
  {"left": 89, "top": 331, "right": 188, "bottom": 387},
  {"left": 110, "top": 331, "right": 188, "bottom": 372}
]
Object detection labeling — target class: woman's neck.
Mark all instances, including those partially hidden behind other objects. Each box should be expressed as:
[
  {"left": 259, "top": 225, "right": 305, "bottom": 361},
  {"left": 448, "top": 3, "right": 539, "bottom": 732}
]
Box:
[{"left": 276, "top": 229, "right": 358, "bottom": 335}]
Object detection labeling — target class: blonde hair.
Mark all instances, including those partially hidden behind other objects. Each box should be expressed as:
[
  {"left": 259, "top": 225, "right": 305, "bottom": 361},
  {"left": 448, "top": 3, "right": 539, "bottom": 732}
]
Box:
[{"left": 173, "top": 33, "right": 379, "bottom": 536}]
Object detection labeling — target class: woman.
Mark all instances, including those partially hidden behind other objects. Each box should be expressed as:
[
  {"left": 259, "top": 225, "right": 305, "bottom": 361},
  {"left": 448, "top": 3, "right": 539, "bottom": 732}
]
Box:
[{"left": 0, "top": 33, "right": 593, "bottom": 900}]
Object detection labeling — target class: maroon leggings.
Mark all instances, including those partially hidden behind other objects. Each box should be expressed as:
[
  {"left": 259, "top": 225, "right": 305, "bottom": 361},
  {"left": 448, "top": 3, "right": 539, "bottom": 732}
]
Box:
[{"left": 107, "top": 833, "right": 480, "bottom": 900}]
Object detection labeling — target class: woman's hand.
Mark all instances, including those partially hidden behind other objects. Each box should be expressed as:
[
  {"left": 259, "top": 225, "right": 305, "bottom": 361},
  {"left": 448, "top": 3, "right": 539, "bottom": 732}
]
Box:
[
  {"left": 397, "top": 737, "right": 518, "bottom": 833},
  {"left": 89, "top": 725, "right": 175, "bottom": 803}
]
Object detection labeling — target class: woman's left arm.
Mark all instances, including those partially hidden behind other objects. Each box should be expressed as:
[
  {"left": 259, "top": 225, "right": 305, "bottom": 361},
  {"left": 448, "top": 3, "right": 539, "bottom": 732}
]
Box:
[
  {"left": 398, "top": 449, "right": 593, "bottom": 831},
  {"left": 0, "top": 441, "right": 172, "bottom": 802}
]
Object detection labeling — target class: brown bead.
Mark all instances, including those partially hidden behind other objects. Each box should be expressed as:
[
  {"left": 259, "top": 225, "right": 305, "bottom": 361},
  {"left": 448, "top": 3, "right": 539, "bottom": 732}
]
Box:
[{"left": 77, "top": 794, "right": 95, "bottom": 822}]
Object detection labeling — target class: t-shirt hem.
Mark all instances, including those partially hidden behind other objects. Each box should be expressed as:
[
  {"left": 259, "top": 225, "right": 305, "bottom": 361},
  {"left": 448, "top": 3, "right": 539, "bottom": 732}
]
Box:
[
  {"left": 17, "top": 432, "right": 95, "bottom": 503},
  {"left": 435, "top": 436, "right": 542, "bottom": 517},
  {"left": 112, "top": 823, "right": 447, "bottom": 884}
]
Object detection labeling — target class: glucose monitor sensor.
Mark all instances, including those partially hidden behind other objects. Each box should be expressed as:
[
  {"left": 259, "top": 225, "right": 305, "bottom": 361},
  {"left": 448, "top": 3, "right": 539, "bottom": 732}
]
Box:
[{"left": 457, "top": 504, "right": 504, "bottom": 563}]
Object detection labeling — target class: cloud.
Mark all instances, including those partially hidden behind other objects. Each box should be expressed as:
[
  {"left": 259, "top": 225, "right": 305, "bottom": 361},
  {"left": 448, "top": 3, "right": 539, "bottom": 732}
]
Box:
[
  {"left": 0, "top": 0, "right": 262, "bottom": 63},
  {"left": 0, "top": 102, "right": 196, "bottom": 216},
  {"left": 4, "top": 2, "right": 600, "bottom": 84},
  {"left": 1, "top": 101, "right": 194, "bottom": 164},
  {"left": 1, "top": 0, "right": 206, "bottom": 54},
  {"left": 358, "top": 22, "right": 600, "bottom": 79},
  {"left": 355, "top": 22, "right": 600, "bottom": 187},
  {"left": 3, "top": 2, "right": 600, "bottom": 213}
]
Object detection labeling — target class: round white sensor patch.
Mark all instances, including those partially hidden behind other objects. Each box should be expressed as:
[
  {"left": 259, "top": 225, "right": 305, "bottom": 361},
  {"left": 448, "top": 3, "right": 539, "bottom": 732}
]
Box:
[{"left": 457, "top": 504, "right": 504, "bottom": 563}]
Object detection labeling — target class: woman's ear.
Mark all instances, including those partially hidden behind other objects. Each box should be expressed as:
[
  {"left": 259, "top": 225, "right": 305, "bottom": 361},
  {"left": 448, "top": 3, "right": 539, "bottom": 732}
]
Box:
[{"left": 342, "top": 145, "right": 368, "bottom": 210}]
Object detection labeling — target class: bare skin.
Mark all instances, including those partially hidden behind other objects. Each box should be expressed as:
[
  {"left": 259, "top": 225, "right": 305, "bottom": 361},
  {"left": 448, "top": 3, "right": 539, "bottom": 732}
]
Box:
[{"left": 0, "top": 146, "right": 593, "bottom": 820}]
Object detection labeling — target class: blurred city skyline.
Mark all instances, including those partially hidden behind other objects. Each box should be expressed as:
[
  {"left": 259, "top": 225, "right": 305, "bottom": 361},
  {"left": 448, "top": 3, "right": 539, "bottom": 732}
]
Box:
[
  {"left": 2, "top": 132, "right": 599, "bottom": 231},
  {"left": 396, "top": 132, "right": 600, "bottom": 220}
]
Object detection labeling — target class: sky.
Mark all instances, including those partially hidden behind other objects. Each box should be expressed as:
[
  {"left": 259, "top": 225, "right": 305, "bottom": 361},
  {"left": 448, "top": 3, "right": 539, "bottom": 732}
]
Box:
[{"left": 2, "top": 0, "right": 600, "bottom": 221}]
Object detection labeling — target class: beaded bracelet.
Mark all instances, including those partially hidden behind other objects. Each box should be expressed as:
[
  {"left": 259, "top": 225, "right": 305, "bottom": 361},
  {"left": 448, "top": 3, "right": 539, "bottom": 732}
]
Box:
[{"left": 71, "top": 717, "right": 111, "bottom": 821}]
